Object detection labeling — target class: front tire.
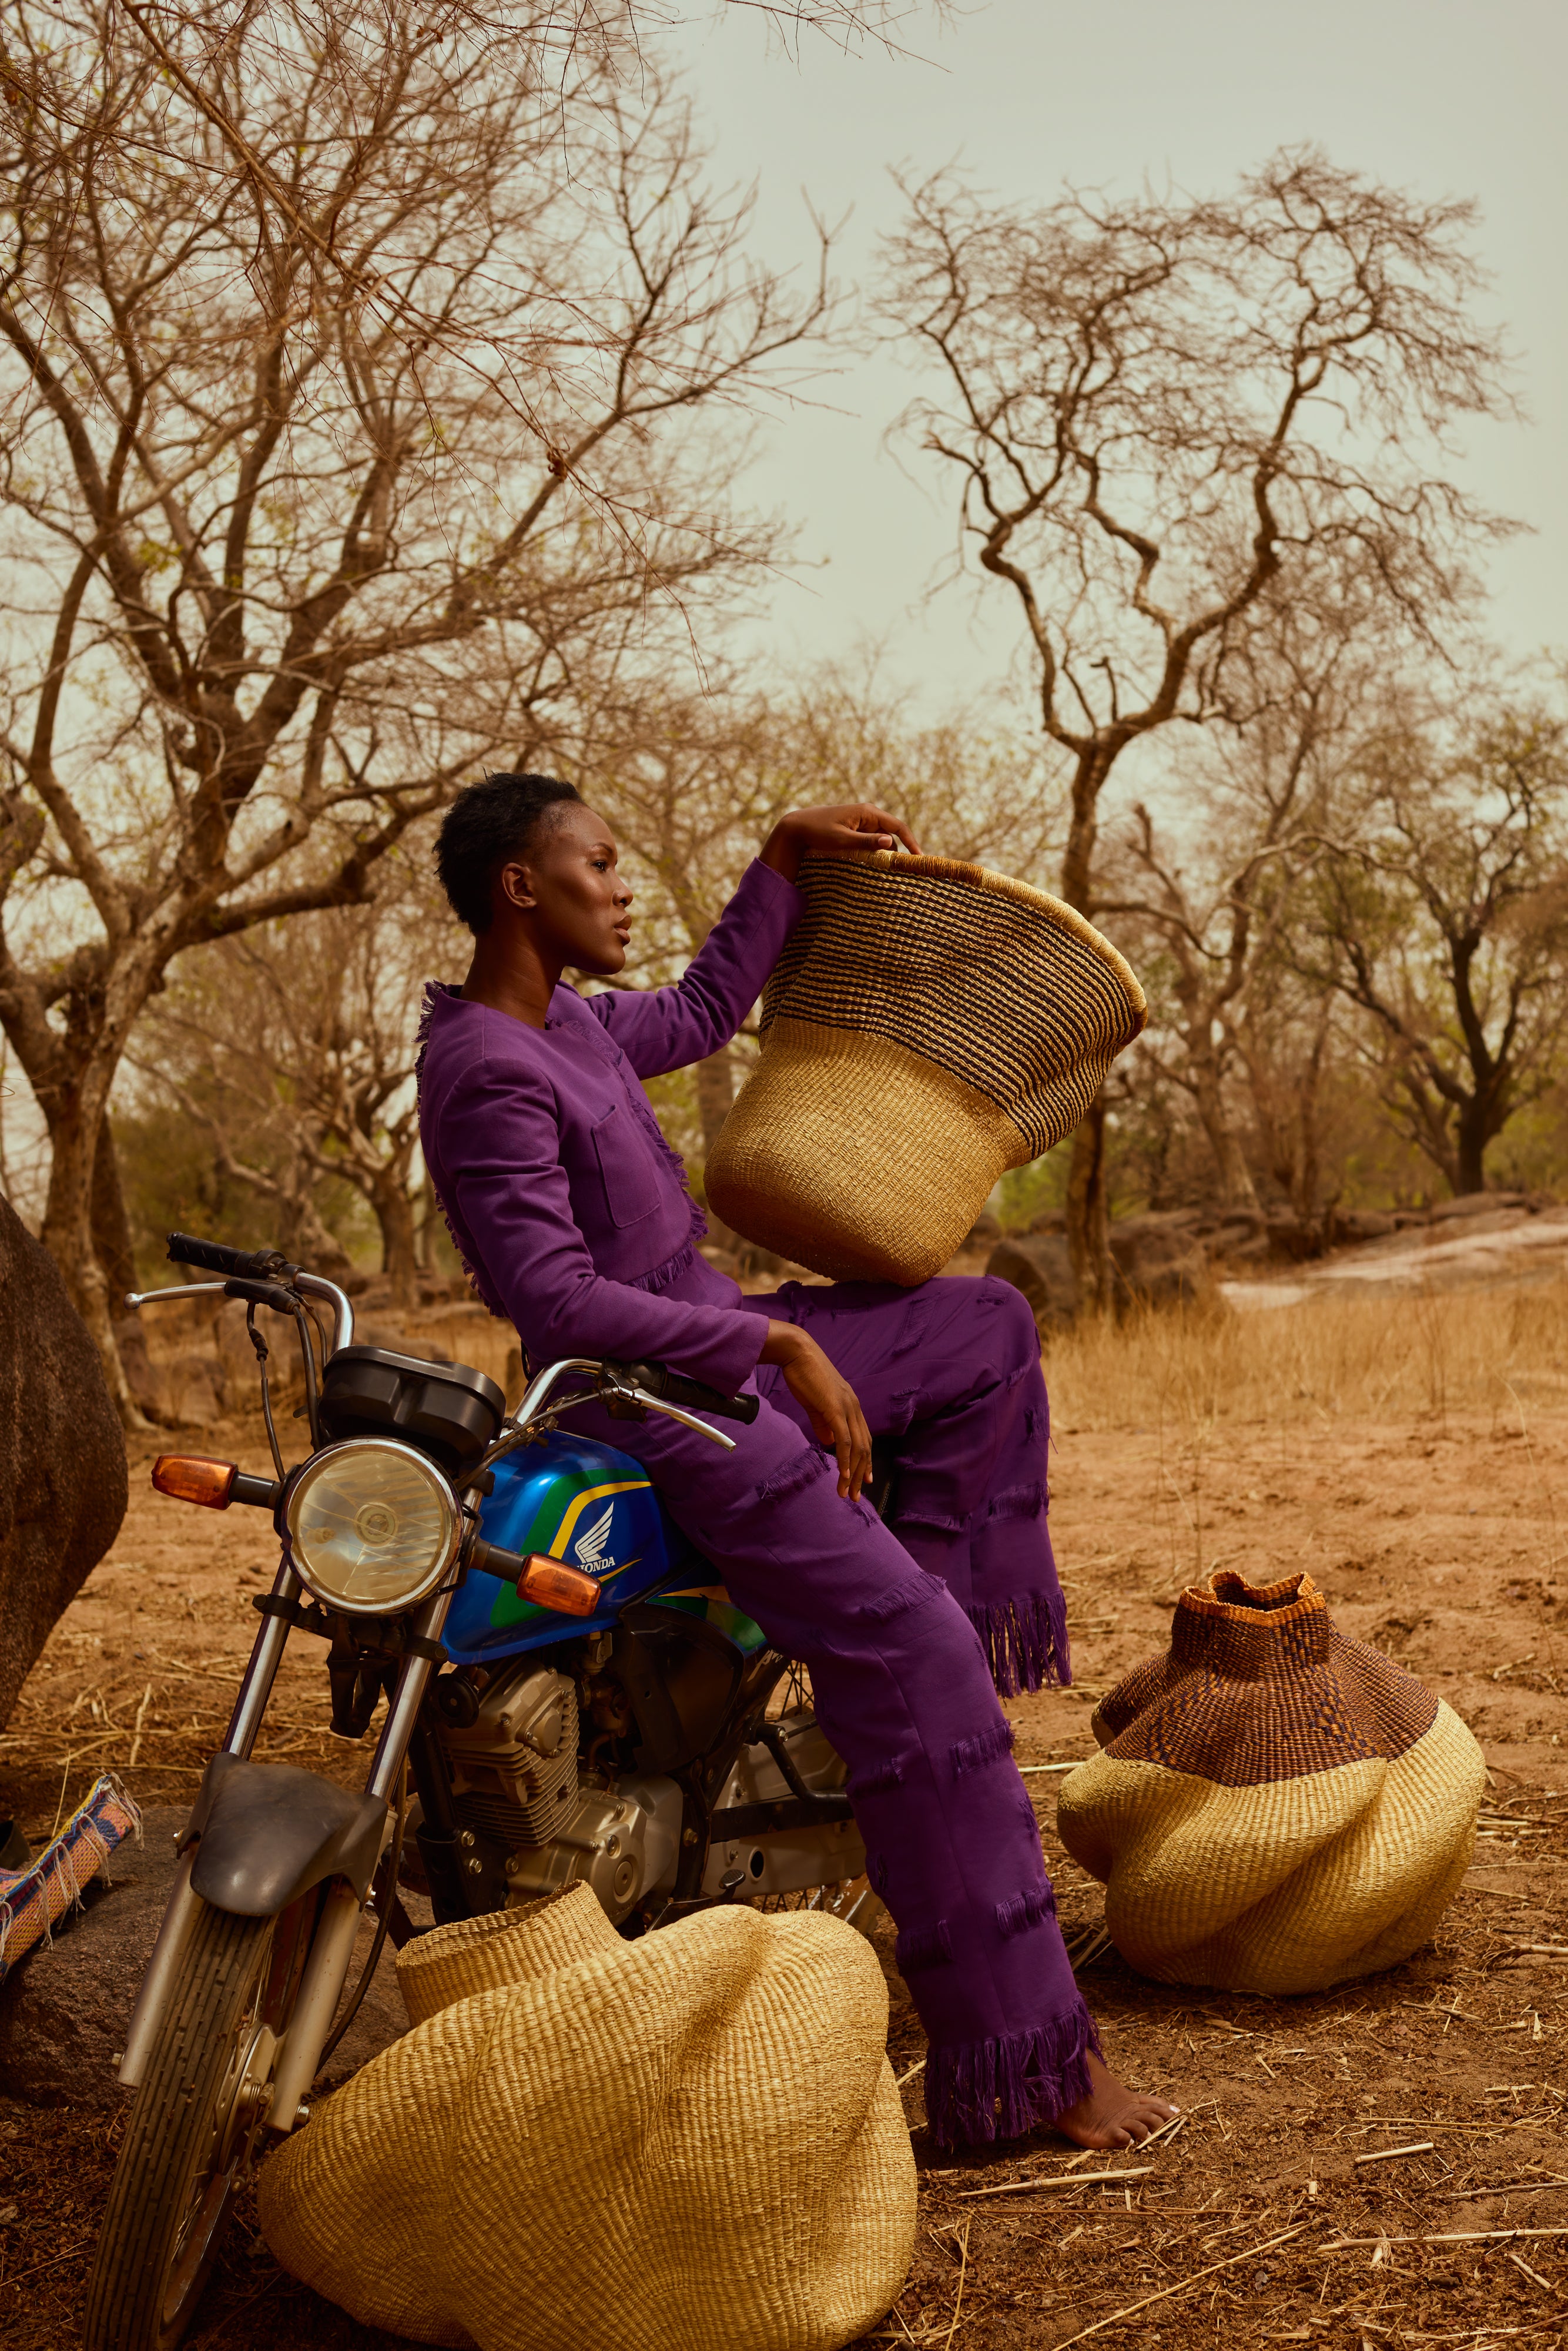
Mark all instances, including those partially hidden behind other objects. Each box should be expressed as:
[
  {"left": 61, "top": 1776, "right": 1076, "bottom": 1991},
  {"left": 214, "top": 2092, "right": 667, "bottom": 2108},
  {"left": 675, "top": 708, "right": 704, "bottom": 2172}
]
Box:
[{"left": 85, "top": 1905, "right": 275, "bottom": 2351}]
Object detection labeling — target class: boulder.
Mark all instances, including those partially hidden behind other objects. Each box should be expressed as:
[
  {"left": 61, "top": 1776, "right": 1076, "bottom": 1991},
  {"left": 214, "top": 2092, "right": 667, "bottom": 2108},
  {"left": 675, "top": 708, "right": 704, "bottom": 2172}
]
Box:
[
  {"left": 0, "top": 1804, "right": 408, "bottom": 2106},
  {"left": 1106, "top": 1214, "right": 1214, "bottom": 1307},
  {"left": 0, "top": 1192, "right": 128, "bottom": 1729},
  {"left": 1429, "top": 1191, "right": 1528, "bottom": 1223},
  {"left": 987, "top": 1234, "right": 1079, "bottom": 1330}
]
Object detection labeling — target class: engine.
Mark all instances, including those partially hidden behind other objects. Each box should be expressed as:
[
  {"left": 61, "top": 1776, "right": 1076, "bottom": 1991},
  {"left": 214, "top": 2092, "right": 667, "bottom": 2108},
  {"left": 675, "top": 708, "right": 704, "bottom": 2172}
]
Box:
[{"left": 434, "top": 1656, "right": 681, "bottom": 1924}]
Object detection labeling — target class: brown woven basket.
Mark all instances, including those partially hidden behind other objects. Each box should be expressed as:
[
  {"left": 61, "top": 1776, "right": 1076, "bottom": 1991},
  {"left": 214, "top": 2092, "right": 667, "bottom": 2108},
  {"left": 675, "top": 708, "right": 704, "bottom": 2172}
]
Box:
[
  {"left": 1055, "top": 1571, "right": 1485, "bottom": 1994},
  {"left": 258, "top": 1887, "right": 916, "bottom": 2350},
  {"left": 705, "top": 850, "right": 1145, "bottom": 1285}
]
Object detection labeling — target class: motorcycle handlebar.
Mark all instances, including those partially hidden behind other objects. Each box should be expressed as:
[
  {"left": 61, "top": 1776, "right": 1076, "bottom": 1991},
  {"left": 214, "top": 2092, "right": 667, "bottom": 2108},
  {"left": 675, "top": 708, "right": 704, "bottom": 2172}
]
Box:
[
  {"left": 167, "top": 1231, "right": 293, "bottom": 1283},
  {"left": 621, "top": 1359, "right": 760, "bottom": 1426}
]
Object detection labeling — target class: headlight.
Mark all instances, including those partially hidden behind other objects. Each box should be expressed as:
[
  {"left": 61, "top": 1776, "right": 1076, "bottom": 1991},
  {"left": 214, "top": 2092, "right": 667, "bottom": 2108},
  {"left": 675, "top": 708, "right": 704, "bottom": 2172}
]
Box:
[{"left": 285, "top": 1439, "right": 459, "bottom": 1615}]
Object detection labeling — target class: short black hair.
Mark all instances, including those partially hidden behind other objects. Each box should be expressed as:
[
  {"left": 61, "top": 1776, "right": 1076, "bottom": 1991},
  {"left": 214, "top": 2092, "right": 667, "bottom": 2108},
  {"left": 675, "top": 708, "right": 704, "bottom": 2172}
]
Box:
[{"left": 434, "top": 771, "right": 582, "bottom": 935}]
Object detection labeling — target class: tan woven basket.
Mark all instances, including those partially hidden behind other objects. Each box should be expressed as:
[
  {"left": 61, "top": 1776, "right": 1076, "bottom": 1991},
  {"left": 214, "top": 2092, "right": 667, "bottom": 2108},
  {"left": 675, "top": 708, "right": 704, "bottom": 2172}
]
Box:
[
  {"left": 1055, "top": 1572, "right": 1485, "bottom": 1994},
  {"left": 258, "top": 1884, "right": 915, "bottom": 2351},
  {"left": 705, "top": 851, "right": 1145, "bottom": 1284}
]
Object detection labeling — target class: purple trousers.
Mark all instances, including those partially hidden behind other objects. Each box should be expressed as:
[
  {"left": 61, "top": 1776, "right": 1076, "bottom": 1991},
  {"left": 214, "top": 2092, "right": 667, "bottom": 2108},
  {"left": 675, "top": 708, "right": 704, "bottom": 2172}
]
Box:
[{"left": 572, "top": 1260, "right": 1096, "bottom": 2148}]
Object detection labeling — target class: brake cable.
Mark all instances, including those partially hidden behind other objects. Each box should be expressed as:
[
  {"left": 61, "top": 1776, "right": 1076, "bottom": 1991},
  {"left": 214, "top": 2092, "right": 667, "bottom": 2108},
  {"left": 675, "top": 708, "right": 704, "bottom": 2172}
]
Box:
[{"left": 245, "top": 1304, "right": 287, "bottom": 1483}]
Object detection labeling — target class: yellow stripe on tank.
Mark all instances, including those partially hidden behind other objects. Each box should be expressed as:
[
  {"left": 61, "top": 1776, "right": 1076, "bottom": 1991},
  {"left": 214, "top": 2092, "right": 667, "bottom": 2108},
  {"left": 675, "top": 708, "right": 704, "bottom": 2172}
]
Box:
[{"left": 549, "top": 1481, "right": 651, "bottom": 1562}]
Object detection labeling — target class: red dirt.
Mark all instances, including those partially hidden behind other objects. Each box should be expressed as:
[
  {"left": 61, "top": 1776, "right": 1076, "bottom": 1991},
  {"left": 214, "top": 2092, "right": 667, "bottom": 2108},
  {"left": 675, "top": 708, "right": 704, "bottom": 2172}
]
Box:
[{"left": 4, "top": 1401, "right": 1567, "bottom": 2348}]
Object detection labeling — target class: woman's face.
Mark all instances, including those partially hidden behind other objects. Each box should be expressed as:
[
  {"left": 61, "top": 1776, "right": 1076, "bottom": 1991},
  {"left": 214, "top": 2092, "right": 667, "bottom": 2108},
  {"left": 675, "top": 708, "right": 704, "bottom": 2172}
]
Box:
[{"left": 502, "top": 801, "right": 632, "bottom": 975}]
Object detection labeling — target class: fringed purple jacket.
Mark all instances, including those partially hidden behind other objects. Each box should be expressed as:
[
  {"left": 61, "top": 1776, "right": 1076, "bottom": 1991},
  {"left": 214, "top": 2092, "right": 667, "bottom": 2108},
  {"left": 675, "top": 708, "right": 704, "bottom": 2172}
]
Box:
[{"left": 416, "top": 859, "right": 802, "bottom": 1390}]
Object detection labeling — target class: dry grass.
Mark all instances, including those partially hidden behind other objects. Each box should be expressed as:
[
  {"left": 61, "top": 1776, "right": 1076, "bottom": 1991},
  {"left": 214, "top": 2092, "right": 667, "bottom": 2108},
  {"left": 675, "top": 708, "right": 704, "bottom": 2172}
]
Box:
[{"left": 1044, "top": 1281, "right": 1568, "bottom": 1440}]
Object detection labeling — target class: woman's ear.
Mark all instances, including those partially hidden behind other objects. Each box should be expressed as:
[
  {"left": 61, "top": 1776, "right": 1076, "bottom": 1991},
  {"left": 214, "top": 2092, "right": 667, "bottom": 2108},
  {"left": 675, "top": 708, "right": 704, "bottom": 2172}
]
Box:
[{"left": 498, "top": 858, "right": 537, "bottom": 912}]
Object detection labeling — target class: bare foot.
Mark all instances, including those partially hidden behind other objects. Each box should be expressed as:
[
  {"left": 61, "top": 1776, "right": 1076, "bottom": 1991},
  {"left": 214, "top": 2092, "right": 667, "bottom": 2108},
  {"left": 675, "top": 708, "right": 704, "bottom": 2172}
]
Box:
[{"left": 1052, "top": 2051, "right": 1178, "bottom": 2151}]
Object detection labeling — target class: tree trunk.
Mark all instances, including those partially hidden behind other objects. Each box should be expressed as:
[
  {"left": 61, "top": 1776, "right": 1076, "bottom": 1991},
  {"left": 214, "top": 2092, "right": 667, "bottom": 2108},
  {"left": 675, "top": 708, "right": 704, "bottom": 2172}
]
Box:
[
  {"left": 41, "top": 1092, "right": 145, "bottom": 1429},
  {"left": 694, "top": 1047, "right": 734, "bottom": 1153},
  {"left": 1190, "top": 1061, "right": 1261, "bottom": 1213},
  {"left": 1059, "top": 749, "right": 1116, "bottom": 1312},
  {"left": 372, "top": 1177, "right": 418, "bottom": 1310},
  {"left": 1455, "top": 1107, "right": 1489, "bottom": 1198},
  {"left": 92, "top": 1115, "right": 139, "bottom": 1304},
  {"left": 1066, "top": 1099, "right": 1113, "bottom": 1315}
]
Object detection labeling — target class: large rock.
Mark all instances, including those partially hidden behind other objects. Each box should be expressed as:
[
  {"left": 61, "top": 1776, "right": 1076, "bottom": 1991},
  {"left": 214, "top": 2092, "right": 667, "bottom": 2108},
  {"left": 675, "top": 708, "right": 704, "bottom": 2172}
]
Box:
[
  {"left": 0, "top": 1191, "right": 128, "bottom": 1727},
  {"left": 1107, "top": 1211, "right": 1215, "bottom": 1305},
  {"left": 0, "top": 1804, "right": 408, "bottom": 2106},
  {"left": 987, "top": 1233, "right": 1078, "bottom": 1330}
]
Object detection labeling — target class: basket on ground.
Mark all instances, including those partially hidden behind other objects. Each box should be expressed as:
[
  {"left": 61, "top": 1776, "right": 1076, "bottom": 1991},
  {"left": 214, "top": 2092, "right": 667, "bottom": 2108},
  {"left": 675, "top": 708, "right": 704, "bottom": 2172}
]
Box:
[{"left": 1055, "top": 1570, "right": 1485, "bottom": 1994}]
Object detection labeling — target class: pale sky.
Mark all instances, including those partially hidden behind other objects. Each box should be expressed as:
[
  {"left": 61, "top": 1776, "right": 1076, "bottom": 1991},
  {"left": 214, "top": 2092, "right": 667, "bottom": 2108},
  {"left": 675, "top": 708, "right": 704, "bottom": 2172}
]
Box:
[{"left": 669, "top": 0, "right": 1567, "bottom": 712}]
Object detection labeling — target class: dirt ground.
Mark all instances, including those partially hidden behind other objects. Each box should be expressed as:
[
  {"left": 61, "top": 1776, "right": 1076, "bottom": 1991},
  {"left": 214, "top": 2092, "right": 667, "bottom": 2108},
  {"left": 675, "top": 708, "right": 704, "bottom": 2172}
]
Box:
[{"left": 4, "top": 1359, "right": 1567, "bottom": 2349}]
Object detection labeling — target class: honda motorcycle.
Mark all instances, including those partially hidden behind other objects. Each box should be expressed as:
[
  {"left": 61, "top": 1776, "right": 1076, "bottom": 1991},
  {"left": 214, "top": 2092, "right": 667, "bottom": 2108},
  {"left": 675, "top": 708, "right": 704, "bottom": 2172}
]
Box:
[{"left": 85, "top": 1233, "right": 876, "bottom": 2351}]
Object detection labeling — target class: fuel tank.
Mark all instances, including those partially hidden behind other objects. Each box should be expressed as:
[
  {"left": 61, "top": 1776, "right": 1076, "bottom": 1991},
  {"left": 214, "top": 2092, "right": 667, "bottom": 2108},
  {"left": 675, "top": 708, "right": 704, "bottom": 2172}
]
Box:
[{"left": 443, "top": 1431, "right": 765, "bottom": 1666}]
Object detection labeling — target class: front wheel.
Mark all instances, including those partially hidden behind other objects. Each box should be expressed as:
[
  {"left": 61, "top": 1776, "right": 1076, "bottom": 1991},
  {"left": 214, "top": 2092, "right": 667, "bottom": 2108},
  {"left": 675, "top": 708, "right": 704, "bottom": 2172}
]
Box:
[{"left": 84, "top": 1904, "right": 276, "bottom": 2351}]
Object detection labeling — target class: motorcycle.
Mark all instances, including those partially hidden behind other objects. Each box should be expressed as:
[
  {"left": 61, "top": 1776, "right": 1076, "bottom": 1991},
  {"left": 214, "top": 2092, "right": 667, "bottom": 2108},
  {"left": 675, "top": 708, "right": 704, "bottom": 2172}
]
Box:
[{"left": 85, "top": 1231, "right": 879, "bottom": 2351}]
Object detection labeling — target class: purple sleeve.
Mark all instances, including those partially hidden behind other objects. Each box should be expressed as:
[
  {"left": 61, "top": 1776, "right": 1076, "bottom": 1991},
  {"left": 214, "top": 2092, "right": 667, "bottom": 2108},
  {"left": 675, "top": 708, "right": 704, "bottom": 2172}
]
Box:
[
  {"left": 589, "top": 860, "right": 802, "bottom": 1078},
  {"left": 441, "top": 1057, "right": 769, "bottom": 1394}
]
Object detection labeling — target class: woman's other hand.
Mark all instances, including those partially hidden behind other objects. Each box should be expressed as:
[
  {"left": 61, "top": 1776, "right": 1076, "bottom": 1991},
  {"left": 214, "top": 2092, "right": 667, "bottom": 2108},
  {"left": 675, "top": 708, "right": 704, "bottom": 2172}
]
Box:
[
  {"left": 757, "top": 1323, "right": 873, "bottom": 1502},
  {"left": 759, "top": 803, "right": 921, "bottom": 886}
]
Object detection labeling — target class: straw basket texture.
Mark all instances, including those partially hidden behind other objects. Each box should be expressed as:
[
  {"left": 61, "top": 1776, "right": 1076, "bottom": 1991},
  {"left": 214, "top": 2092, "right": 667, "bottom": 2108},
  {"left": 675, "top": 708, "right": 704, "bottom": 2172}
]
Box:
[
  {"left": 704, "top": 852, "right": 1146, "bottom": 1285},
  {"left": 1055, "top": 1571, "right": 1485, "bottom": 1995},
  {"left": 257, "top": 1883, "right": 915, "bottom": 2351}
]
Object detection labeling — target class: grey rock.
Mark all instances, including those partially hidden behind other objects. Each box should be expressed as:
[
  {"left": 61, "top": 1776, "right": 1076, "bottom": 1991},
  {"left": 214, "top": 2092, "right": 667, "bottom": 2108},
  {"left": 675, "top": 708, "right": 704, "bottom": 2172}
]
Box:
[
  {"left": 1107, "top": 1214, "right": 1217, "bottom": 1306},
  {"left": 987, "top": 1234, "right": 1079, "bottom": 1331},
  {"left": 1429, "top": 1191, "right": 1527, "bottom": 1223},
  {"left": 0, "top": 1191, "right": 128, "bottom": 1729},
  {"left": 0, "top": 1803, "right": 408, "bottom": 2106}
]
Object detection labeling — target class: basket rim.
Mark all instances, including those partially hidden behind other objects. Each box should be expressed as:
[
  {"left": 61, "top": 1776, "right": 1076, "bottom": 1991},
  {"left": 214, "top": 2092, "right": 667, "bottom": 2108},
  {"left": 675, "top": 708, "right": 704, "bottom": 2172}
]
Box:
[{"left": 800, "top": 849, "right": 1148, "bottom": 1028}]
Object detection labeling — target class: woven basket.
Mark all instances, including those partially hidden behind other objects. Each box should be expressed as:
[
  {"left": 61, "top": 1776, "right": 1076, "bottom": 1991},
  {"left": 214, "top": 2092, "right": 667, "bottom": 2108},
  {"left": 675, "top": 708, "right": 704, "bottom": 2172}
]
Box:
[
  {"left": 705, "top": 852, "right": 1145, "bottom": 1285},
  {"left": 1055, "top": 1571, "right": 1485, "bottom": 1995},
  {"left": 258, "top": 1883, "right": 914, "bottom": 2351}
]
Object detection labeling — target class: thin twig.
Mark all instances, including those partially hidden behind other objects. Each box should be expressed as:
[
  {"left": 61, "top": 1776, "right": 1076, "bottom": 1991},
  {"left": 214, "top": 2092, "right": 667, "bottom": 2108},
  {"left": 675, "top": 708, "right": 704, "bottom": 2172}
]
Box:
[
  {"left": 940, "top": 2218, "right": 970, "bottom": 2351},
  {"left": 956, "top": 2165, "right": 1154, "bottom": 2201},
  {"left": 1050, "top": 2222, "right": 1308, "bottom": 2350}
]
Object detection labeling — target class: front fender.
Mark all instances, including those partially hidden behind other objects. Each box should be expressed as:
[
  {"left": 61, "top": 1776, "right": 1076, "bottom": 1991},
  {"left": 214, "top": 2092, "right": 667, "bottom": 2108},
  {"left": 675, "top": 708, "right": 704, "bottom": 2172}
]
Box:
[{"left": 180, "top": 1752, "right": 388, "bottom": 1917}]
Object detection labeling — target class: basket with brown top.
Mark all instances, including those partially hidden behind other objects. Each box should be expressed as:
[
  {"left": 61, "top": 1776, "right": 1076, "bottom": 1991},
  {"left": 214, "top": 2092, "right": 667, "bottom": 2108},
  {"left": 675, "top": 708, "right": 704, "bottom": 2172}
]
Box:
[
  {"left": 705, "top": 850, "right": 1147, "bottom": 1286},
  {"left": 1056, "top": 1570, "right": 1486, "bottom": 1994}
]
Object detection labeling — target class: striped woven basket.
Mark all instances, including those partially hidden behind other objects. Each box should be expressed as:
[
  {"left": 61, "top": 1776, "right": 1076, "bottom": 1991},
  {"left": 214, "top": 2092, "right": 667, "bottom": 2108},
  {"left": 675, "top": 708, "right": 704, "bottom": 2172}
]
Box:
[
  {"left": 705, "top": 851, "right": 1145, "bottom": 1284},
  {"left": 1055, "top": 1572, "right": 1485, "bottom": 1995},
  {"left": 258, "top": 1883, "right": 915, "bottom": 2351}
]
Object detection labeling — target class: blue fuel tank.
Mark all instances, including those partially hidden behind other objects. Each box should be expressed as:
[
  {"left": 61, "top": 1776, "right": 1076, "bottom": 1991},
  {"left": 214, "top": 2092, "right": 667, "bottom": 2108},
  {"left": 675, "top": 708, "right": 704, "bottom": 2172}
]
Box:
[{"left": 442, "top": 1430, "right": 765, "bottom": 1665}]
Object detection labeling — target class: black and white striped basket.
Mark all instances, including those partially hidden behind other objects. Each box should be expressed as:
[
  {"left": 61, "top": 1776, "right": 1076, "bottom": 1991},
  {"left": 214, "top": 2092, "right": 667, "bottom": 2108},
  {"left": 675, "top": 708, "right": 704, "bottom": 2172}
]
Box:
[{"left": 705, "top": 850, "right": 1146, "bottom": 1285}]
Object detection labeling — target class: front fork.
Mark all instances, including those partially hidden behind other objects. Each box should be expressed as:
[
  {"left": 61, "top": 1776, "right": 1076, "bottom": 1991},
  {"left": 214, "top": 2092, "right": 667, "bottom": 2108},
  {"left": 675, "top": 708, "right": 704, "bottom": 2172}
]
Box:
[{"left": 118, "top": 1555, "right": 452, "bottom": 2131}]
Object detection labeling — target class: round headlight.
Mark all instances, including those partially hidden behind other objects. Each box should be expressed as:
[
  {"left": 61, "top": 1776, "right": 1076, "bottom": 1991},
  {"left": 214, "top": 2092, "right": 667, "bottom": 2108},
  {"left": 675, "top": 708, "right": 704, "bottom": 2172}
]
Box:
[{"left": 285, "top": 1439, "right": 459, "bottom": 1615}]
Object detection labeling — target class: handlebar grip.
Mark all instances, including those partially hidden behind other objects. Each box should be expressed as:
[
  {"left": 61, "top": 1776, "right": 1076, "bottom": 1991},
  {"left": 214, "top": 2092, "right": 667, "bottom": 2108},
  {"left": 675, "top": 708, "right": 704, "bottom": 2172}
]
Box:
[
  {"left": 469, "top": 1541, "right": 601, "bottom": 1618},
  {"left": 166, "top": 1231, "right": 290, "bottom": 1282}
]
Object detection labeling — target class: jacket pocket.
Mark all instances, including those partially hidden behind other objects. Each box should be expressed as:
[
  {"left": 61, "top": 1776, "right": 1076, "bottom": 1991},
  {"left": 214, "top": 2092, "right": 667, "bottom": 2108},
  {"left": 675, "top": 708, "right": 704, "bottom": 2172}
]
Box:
[{"left": 591, "top": 1104, "right": 659, "bottom": 1230}]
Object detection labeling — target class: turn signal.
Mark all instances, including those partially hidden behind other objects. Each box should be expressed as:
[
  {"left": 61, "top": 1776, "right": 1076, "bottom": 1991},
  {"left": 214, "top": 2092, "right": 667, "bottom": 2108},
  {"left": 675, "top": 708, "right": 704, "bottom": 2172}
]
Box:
[
  {"left": 152, "top": 1454, "right": 238, "bottom": 1509},
  {"left": 515, "top": 1555, "right": 601, "bottom": 1617}
]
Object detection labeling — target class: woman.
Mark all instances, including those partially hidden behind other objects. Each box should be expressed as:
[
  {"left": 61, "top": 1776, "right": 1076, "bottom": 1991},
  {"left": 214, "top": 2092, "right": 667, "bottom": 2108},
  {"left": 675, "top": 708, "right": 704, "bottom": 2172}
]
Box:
[{"left": 417, "top": 770, "right": 1177, "bottom": 2152}]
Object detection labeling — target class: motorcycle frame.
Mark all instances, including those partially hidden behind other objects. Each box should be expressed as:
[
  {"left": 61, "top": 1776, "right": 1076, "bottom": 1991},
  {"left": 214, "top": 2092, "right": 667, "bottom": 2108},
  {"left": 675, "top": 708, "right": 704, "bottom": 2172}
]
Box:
[{"left": 115, "top": 1285, "right": 741, "bottom": 2134}]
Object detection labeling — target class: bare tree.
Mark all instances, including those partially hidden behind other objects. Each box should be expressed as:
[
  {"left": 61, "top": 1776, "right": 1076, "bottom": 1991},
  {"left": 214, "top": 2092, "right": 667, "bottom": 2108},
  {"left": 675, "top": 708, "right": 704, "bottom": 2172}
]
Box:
[
  {"left": 133, "top": 875, "right": 456, "bottom": 1307},
  {"left": 882, "top": 146, "right": 1514, "bottom": 1304},
  {"left": 1098, "top": 591, "right": 1388, "bottom": 1213},
  {"left": 1305, "top": 704, "right": 1568, "bottom": 1197},
  {"left": 0, "top": 6, "right": 828, "bottom": 1416}
]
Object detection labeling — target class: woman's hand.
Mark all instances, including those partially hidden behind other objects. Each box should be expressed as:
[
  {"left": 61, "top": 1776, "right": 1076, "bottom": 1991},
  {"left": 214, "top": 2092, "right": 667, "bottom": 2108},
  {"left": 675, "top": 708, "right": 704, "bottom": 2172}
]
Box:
[
  {"left": 758, "top": 1322, "right": 873, "bottom": 1502},
  {"left": 759, "top": 803, "right": 921, "bottom": 886}
]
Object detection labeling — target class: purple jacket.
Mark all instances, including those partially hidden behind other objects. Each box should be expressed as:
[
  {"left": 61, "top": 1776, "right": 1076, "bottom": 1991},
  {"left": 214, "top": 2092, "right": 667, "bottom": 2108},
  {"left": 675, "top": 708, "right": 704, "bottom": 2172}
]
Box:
[{"left": 417, "top": 859, "right": 802, "bottom": 1395}]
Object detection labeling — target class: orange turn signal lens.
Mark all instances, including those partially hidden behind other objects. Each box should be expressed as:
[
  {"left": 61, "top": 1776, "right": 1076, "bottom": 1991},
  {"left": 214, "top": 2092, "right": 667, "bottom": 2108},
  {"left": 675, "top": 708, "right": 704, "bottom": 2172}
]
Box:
[
  {"left": 515, "top": 1555, "right": 601, "bottom": 1619},
  {"left": 152, "top": 1455, "right": 239, "bottom": 1510}
]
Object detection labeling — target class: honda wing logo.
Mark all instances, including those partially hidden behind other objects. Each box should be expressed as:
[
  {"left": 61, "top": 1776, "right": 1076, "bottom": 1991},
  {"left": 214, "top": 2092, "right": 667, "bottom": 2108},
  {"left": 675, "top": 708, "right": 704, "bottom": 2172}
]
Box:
[{"left": 572, "top": 1502, "right": 616, "bottom": 1570}]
